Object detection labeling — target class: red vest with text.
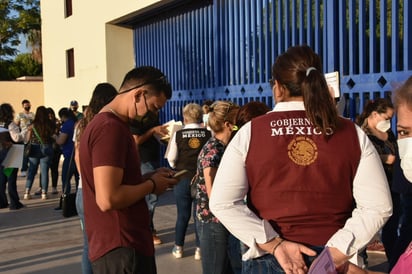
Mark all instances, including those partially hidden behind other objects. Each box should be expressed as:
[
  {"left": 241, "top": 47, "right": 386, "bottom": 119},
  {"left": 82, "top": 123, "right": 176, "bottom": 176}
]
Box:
[{"left": 245, "top": 110, "right": 361, "bottom": 246}]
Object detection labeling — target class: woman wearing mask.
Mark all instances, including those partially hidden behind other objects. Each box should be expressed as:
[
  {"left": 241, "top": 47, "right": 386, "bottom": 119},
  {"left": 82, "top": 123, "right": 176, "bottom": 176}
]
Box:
[
  {"left": 210, "top": 45, "right": 392, "bottom": 274},
  {"left": 357, "top": 98, "right": 399, "bottom": 265},
  {"left": 24, "top": 106, "right": 55, "bottom": 200},
  {"left": 389, "top": 76, "right": 412, "bottom": 273}
]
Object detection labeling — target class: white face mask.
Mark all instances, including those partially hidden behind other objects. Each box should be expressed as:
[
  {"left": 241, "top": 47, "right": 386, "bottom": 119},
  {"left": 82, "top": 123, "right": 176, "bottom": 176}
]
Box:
[
  {"left": 376, "top": 119, "right": 391, "bottom": 132},
  {"left": 397, "top": 137, "right": 412, "bottom": 183}
]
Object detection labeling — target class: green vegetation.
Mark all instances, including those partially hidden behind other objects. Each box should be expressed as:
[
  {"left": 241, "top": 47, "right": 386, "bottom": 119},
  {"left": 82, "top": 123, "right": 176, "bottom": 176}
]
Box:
[{"left": 0, "top": 0, "right": 41, "bottom": 80}]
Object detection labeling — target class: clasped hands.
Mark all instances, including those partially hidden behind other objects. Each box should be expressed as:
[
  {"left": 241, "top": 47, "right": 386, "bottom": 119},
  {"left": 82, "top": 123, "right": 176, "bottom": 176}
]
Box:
[{"left": 263, "top": 239, "right": 382, "bottom": 274}]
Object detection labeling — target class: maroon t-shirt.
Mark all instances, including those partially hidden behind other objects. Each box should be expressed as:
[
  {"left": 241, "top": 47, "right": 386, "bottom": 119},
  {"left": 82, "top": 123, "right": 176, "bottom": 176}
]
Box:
[{"left": 79, "top": 112, "right": 153, "bottom": 262}]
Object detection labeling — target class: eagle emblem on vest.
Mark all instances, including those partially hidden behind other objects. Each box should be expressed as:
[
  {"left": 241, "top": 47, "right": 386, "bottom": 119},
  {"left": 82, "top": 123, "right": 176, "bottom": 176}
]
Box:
[
  {"left": 188, "top": 137, "right": 201, "bottom": 149},
  {"left": 287, "top": 136, "right": 318, "bottom": 166}
]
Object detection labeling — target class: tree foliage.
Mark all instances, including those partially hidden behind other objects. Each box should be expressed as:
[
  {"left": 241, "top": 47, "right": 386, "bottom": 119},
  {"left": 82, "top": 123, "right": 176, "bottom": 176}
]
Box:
[
  {"left": 0, "top": 0, "right": 20, "bottom": 59},
  {"left": 0, "top": 0, "right": 41, "bottom": 79}
]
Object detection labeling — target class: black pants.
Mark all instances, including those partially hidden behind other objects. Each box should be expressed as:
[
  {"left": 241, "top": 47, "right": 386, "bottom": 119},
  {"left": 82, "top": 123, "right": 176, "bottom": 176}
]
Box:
[{"left": 92, "top": 247, "right": 156, "bottom": 274}]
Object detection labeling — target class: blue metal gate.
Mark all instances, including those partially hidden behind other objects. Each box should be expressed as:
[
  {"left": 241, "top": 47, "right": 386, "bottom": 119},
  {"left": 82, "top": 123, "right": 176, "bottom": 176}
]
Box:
[{"left": 133, "top": 0, "right": 412, "bottom": 123}]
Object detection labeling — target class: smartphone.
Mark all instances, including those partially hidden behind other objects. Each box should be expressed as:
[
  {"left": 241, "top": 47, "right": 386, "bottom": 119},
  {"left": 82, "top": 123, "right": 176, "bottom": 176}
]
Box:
[{"left": 173, "top": 169, "right": 189, "bottom": 179}]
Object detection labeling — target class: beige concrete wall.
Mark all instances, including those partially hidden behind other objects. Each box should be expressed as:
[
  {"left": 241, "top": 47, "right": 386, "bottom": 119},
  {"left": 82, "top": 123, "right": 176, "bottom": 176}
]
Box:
[
  {"left": 0, "top": 81, "right": 44, "bottom": 113},
  {"left": 40, "top": 0, "right": 160, "bottom": 112}
]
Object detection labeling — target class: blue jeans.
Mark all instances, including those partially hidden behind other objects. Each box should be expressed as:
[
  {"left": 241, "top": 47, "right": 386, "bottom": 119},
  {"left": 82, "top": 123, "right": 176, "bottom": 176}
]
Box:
[
  {"left": 242, "top": 247, "right": 323, "bottom": 274},
  {"left": 197, "top": 221, "right": 234, "bottom": 274},
  {"left": 61, "top": 153, "right": 79, "bottom": 194},
  {"left": 173, "top": 177, "right": 199, "bottom": 247},
  {"left": 76, "top": 188, "right": 93, "bottom": 274},
  {"left": 141, "top": 161, "right": 159, "bottom": 232},
  {"left": 25, "top": 145, "right": 51, "bottom": 193}
]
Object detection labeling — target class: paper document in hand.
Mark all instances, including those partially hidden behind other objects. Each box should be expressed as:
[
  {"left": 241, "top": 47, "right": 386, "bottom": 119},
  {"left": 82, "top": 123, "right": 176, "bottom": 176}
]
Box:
[
  {"left": 160, "top": 120, "right": 183, "bottom": 141},
  {"left": 308, "top": 247, "right": 337, "bottom": 274},
  {"left": 325, "top": 71, "right": 340, "bottom": 98},
  {"left": 163, "top": 120, "right": 183, "bottom": 159},
  {"left": 2, "top": 144, "right": 24, "bottom": 169}
]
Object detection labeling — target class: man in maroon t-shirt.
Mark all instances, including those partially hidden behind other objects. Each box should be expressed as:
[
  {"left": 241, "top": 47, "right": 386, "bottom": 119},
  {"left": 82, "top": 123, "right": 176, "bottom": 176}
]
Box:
[{"left": 79, "top": 66, "right": 179, "bottom": 274}]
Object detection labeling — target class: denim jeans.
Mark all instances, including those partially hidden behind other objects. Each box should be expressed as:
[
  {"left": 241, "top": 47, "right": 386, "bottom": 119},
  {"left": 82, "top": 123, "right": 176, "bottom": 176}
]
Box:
[
  {"left": 0, "top": 167, "right": 20, "bottom": 208},
  {"left": 241, "top": 246, "right": 323, "bottom": 274},
  {"left": 141, "top": 161, "right": 159, "bottom": 232},
  {"left": 173, "top": 177, "right": 199, "bottom": 247},
  {"left": 76, "top": 187, "right": 93, "bottom": 274},
  {"left": 61, "top": 154, "right": 79, "bottom": 194},
  {"left": 197, "top": 221, "right": 234, "bottom": 274},
  {"left": 389, "top": 193, "right": 412, "bottom": 270},
  {"left": 91, "top": 247, "right": 157, "bottom": 274},
  {"left": 25, "top": 145, "right": 51, "bottom": 193}
]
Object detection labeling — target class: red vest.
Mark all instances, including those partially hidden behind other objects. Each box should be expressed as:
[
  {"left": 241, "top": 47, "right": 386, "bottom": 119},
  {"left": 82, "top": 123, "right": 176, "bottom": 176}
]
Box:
[{"left": 245, "top": 111, "right": 360, "bottom": 246}]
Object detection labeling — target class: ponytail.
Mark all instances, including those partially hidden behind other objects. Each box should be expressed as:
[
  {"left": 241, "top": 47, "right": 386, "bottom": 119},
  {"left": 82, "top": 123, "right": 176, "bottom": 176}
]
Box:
[
  {"left": 301, "top": 67, "right": 338, "bottom": 135},
  {"left": 272, "top": 45, "right": 339, "bottom": 136}
]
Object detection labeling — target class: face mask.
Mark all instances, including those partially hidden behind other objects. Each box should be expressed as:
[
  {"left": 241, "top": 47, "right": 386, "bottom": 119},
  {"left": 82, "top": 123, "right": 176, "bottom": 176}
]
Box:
[
  {"left": 376, "top": 119, "right": 391, "bottom": 132},
  {"left": 397, "top": 137, "right": 412, "bottom": 183},
  {"left": 24, "top": 106, "right": 31, "bottom": 111},
  {"left": 129, "top": 110, "right": 158, "bottom": 128}
]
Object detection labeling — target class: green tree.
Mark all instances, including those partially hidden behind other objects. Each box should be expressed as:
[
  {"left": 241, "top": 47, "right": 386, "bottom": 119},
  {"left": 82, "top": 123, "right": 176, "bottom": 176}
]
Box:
[
  {"left": 0, "top": 0, "right": 41, "bottom": 62},
  {"left": 0, "top": 0, "right": 41, "bottom": 80},
  {"left": 10, "top": 53, "right": 42, "bottom": 76},
  {"left": 14, "top": 0, "right": 41, "bottom": 63},
  {"left": 0, "top": 0, "right": 20, "bottom": 60}
]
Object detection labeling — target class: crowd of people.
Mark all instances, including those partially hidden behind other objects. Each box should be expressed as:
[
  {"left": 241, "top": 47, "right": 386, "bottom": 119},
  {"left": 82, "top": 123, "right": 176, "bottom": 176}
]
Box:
[
  {"left": 1, "top": 45, "right": 412, "bottom": 274},
  {"left": 0, "top": 99, "right": 83, "bottom": 208}
]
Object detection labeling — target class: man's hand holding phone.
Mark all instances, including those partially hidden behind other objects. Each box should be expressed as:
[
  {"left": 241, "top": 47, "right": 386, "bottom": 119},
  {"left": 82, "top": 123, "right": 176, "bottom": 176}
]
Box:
[
  {"left": 172, "top": 169, "right": 189, "bottom": 179},
  {"left": 149, "top": 168, "right": 179, "bottom": 195}
]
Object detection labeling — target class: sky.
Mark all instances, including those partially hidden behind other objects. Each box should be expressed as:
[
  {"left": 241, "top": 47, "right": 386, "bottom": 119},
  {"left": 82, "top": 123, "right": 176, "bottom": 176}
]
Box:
[
  {"left": 17, "top": 34, "right": 30, "bottom": 54},
  {"left": 9, "top": 8, "right": 30, "bottom": 55}
]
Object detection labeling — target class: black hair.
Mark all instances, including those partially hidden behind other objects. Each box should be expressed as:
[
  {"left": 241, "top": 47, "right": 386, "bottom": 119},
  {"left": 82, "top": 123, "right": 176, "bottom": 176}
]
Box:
[
  {"left": 356, "top": 98, "right": 394, "bottom": 129},
  {"left": 0, "top": 103, "right": 15, "bottom": 123},
  {"left": 58, "top": 107, "right": 77, "bottom": 121},
  {"left": 120, "top": 66, "right": 172, "bottom": 99}
]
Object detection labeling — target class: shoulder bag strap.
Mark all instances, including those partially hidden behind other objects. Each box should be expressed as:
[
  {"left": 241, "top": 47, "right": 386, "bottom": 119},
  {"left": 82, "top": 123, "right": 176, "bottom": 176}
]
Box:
[{"left": 32, "top": 127, "right": 44, "bottom": 144}]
